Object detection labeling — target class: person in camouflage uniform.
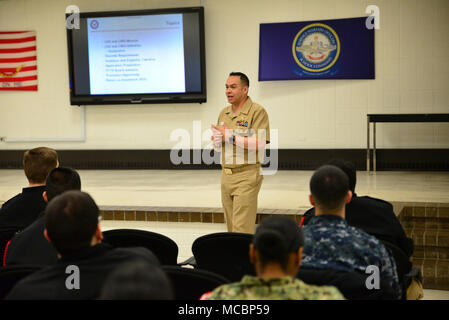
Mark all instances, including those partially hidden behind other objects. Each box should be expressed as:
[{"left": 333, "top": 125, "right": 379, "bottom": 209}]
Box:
[
  {"left": 205, "top": 274, "right": 344, "bottom": 300},
  {"left": 301, "top": 165, "right": 402, "bottom": 299},
  {"left": 204, "top": 216, "right": 344, "bottom": 300}
]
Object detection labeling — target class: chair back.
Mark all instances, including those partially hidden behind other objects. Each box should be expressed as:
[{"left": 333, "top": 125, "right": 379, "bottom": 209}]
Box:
[
  {"left": 297, "top": 267, "right": 397, "bottom": 300},
  {"left": 0, "top": 264, "right": 43, "bottom": 299},
  {"left": 380, "top": 240, "right": 412, "bottom": 282},
  {"left": 0, "top": 228, "right": 19, "bottom": 264},
  {"left": 192, "top": 232, "right": 255, "bottom": 282},
  {"left": 103, "top": 229, "right": 178, "bottom": 265},
  {"left": 162, "top": 266, "right": 229, "bottom": 300},
  {"left": 380, "top": 240, "right": 413, "bottom": 299}
]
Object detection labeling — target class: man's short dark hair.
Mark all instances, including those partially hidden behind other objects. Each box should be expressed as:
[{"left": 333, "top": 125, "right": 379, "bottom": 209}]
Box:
[
  {"left": 45, "top": 191, "right": 98, "bottom": 256},
  {"left": 45, "top": 167, "right": 81, "bottom": 201},
  {"left": 310, "top": 165, "right": 350, "bottom": 212},
  {"left": 23, "top": 147, "right": 58, "bottom": 184},
  {"left": 327, "top": 159, "right": 356, "bottom": 192},
  {"left": 100, "top": 260, "right": 174, "bottom": 300},
  {"left": 229, "top": 72, "right": 249, "bottom": 87}
]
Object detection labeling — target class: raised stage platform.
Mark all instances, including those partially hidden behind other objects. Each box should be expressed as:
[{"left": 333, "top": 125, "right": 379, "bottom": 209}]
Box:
[
  {"left": 2, "top": 169, "right": 448, "bottom": 210},
  {"left": 1, "top": 169, "right": 449, "bottom": 225}
]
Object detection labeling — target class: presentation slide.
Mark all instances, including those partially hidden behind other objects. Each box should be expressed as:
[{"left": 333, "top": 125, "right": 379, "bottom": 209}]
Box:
[{"left": 87, "top": 14, "right": 186, "bottom": 95}]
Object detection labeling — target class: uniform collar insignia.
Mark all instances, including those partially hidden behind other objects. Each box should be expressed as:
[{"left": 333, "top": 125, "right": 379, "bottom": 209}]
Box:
[{"left": 225, "top": 96, "right": 253, "bottom": 115}]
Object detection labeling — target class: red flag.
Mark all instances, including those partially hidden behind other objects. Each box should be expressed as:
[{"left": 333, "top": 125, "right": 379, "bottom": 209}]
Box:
[{"left": 0, "top": 31, "right": 38, "bottom": 91}]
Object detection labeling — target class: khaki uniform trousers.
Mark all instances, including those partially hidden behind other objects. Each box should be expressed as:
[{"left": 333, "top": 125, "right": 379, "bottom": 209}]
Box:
[{"left": 221, "top": 164, "right": 263, "bottom": 234}]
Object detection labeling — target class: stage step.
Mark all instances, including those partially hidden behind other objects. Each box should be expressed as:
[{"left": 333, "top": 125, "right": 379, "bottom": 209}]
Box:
[
  {"left": 99, "top": 205, "right": 308, "bottom": 225},
  {"left": 399, "top": 203, "right": 449, "bottom": 290}
]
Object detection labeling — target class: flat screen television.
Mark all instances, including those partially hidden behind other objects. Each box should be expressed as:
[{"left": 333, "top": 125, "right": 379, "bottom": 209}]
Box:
[{"left": 66, "top": 7, "right": 206, "bottom": 105}]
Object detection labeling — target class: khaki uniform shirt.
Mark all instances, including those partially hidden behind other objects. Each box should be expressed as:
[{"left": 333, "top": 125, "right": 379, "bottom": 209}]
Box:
[
  {"left": 216, "top": 97, "right": 270, "bottom": 168},
  {"left": 206, "top": 275, "right": 345, "bottom": 300}
]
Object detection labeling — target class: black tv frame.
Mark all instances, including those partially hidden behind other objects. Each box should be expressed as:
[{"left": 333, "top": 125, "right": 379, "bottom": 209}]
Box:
[{"left": 66, "top": 6, "right": 206, "bottom": 105}]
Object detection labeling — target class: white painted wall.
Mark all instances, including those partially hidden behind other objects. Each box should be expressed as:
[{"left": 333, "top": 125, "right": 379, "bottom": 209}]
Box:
[{"left": 0, "top": 0, "right": 448, "bottom": 150}]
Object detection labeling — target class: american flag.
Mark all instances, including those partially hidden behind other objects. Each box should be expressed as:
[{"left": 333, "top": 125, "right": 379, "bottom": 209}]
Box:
[{"left": 0, "top": 31, "right": 38, "bottom": 91}]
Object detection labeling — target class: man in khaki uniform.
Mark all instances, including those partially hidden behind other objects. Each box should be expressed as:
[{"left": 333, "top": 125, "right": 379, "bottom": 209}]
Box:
[{"left": 211, "top": 72, "right": 270, "bottom": 234}]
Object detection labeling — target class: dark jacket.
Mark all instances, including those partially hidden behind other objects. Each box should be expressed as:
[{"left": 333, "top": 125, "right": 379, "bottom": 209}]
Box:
[
  {"left": 301, "top": 193, "right": 413, "bottom": 257},
  {"left": 5, "top": 214, "right": 58, "bottom": 266},
  {"left": 6, "top": 243, "right": 159, "bottom": 300},
  {"left": 0, "top": 186, "right": 46, "bottom": 231}
]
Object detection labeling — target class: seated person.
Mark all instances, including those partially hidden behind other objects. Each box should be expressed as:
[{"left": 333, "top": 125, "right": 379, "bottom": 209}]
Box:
[
  {"left": 6, "top": 191, "right": 159, "bottom": 300},
  {"left": 5, "top": 167, "right": 81, "bottom": 266},
  {"left": 0, "top": 147, "right": 58, "bottom": 231},
  {"left": 99, "top": 260, "right": 174, "bottom": 300},
  {"left": 301, "top": 165, "right": 402, "bottom": 299},
  {"left": 202, "top": 216, "right": 344, "bottom": 300},
  {"left": 301, "top": 159, "right": 413, "bottom": 258}
]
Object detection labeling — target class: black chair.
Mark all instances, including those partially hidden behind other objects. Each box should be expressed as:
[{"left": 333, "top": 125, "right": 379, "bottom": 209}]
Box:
[
  {"left": 162, "top": 266, "right": 230, "bottom": 300},
  {"left": 381, "top": 240, "right": 422, "bottom": 300},
  {"left": 0, "top": 264, "right": 43, "bottom": 299},
  {"left": 0, "top": 228, "right": 20, "bottom": 265},
  {"left": 191, "top": 232, "right": 255, "bottom": 282},
  {"left": 297, "top": 267, "right": 397, "bottom": 300},
  {"left": 102, "top": 229, "right": 178, "bottom": 266}
]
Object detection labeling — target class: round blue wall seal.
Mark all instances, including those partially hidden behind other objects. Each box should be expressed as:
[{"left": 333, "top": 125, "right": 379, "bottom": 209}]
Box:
[{"left": 292, "top": 23, "right": 340, "bottom": 73}]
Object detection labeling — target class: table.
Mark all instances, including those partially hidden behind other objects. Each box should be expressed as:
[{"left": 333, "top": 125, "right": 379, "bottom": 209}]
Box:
[{"left": 366, "top": 113, "right": 449, "bottom": 172}]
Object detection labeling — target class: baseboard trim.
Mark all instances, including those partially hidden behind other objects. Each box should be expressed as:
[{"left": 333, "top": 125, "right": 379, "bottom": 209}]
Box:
[{"left": 0, "top": 149, "right": 448, "bottom": 171}]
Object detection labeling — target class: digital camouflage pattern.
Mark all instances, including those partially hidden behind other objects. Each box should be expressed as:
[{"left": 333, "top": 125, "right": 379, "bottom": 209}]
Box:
[
  {"left": 302, "top": 215, "right": 402, "bottom": 299},
  {"left": 207, "top": 275, "right": 345, "bottom": 300}
]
